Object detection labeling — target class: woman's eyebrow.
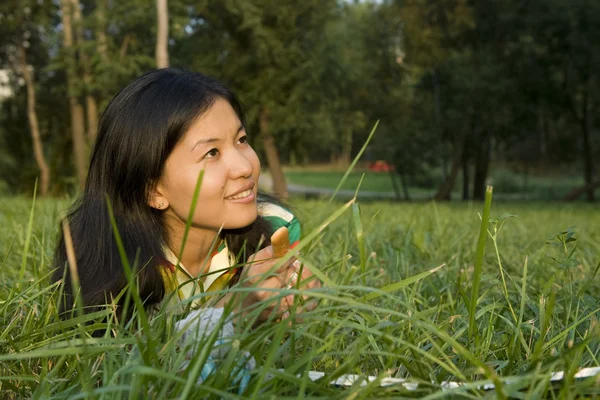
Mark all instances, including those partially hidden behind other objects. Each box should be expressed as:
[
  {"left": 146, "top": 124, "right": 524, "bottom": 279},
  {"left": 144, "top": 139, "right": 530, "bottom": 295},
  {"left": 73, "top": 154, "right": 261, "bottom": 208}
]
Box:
[
  {"left": 191, "top": 137, "right": 220, "bottom": 151},
  {"left": 191, "top": 125, "right": 245, "bottom": 151}
]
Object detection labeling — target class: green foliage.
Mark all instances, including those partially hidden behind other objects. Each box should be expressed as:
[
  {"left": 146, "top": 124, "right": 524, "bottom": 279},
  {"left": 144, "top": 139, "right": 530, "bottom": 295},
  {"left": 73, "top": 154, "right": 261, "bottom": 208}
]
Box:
[
  {"left": 1, "top": 196, "right": 599, "bottom": 397},
  {"left": 174, "top": 0, "right": 343, "bottom": 164},
  {"left": 1, "top": 0, "right": 599, "bottom": 196}
]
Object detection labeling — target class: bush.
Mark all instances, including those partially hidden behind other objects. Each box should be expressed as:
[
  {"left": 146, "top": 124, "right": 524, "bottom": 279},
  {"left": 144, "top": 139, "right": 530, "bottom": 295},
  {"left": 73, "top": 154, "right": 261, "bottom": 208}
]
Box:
[{"left": 490, "top": 169, "right": 523, "bottom": 193}]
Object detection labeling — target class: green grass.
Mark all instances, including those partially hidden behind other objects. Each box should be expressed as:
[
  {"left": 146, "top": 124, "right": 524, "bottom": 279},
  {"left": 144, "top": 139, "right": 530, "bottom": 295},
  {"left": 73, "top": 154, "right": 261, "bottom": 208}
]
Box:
[
  {"left": 285, "top": 170, "right": 398, "bottom": 192},
  {"left": 284, "top": 167, "right": 600, "bottom": 200},
  {"left": 1, "top": 195, "right": 600, "bottom": 398}
]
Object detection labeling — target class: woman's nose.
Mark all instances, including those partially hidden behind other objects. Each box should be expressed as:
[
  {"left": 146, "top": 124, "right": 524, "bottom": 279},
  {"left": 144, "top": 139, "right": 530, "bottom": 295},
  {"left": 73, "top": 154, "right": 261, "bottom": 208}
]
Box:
[{"left": 228, "top": 149, "right": 253, "bottom": 179}]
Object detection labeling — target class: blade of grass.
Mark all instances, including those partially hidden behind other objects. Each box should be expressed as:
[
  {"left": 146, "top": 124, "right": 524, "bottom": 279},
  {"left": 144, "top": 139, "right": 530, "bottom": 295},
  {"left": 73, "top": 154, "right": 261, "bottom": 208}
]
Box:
[
  {"left": 0, "top": 233, "right": 17, "bottom": 274},
  {"left": 361, "top": 264, "right": 444, "bottom": 302},
  {"left": 105, "top": 195, "right": 157, "bottom": 365},
  {"left": 468, "top": 185, "right": 493, "bottom": 344},
  {"left": 19, "top": 179, "right": 37, "bottom": 281},
  {"left": 175, "top": 169, "right": 204, "bottom": 272},
  {"left": 248, "top": 319, "right": 288, "bottom": 397},
  {"left": 328, "top": 121, "right": 378, "bottom": 203},
  {"left": 352, "top": 203, "right": 367, "bottom": 285}
]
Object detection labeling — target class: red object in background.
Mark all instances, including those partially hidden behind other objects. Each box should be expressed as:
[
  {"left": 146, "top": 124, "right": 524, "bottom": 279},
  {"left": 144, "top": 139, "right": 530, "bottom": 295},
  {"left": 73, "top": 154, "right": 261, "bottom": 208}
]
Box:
[{"left": 368, "top": 160, "right": 395, "bottom": 172}]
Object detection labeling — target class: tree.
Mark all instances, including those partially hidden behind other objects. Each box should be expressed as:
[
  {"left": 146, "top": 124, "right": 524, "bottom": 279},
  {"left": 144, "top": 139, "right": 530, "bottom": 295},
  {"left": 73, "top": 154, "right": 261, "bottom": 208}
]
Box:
[
  {"left": 178, "top": 0, "right": 338, "bottom": 199},
  {"left": 156, "top": 0, "right": 169, "bottom": 68},
  {"left": 497, "top": 0, "right": 599, "bottom": 201},
  {"left": 550, "top": 0, "right": 600, "bottom": 201},
  {"left": 0, "top": 1, "right": 54, "bottom": 196},
  {"left": 19, "top": 46, "right": 50, "bottom": 196},
  {"left": 61, "top": 0, "right": 87, "bottom": 189},
  {"left": 396, "top": 0, "right": 475, "bottom": 200}
]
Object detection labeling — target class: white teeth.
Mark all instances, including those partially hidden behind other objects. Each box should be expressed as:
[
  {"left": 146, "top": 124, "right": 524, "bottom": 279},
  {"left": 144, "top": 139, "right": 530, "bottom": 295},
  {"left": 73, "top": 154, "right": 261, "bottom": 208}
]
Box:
[{"left": 227, "top": 189, "right": 252, "bottom": 200}]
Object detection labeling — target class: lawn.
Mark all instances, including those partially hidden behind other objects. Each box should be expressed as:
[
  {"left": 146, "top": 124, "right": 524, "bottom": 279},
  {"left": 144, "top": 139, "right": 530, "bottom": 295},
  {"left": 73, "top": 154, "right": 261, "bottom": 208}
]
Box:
[
  {"left": 284, "top": 167, "right": 600, "bottom": 200},
  {"left": 1, "top": 195, "right": 599, "bottom": 398},
  {"left": 285, "top": 170, "right": 399, "bottom": 193}
]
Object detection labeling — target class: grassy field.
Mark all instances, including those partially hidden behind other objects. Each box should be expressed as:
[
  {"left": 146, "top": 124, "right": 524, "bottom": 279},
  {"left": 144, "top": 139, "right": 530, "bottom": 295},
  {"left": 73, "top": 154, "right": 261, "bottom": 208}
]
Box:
[
  {"left": 284, "top": 168, "right": 600, "bottom": 200},
  {"left": 285, "top": 170, "right": 398, "bottom": 192},
  {"left": 1, "top": 195, "right": 599, "bottom": 398}
]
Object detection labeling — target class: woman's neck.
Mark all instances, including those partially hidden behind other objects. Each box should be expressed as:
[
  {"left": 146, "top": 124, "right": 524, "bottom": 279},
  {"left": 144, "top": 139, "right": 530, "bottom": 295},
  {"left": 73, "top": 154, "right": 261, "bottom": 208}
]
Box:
[{"left": 164, "top": 217, "right": 221, "bottom": 278}]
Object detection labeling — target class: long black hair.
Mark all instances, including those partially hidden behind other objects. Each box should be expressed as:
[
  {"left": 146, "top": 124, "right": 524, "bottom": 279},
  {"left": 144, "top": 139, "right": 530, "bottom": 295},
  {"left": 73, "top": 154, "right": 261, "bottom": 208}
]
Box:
[{"left": 52, "top": 69, "right": 274, "bottom": 319}]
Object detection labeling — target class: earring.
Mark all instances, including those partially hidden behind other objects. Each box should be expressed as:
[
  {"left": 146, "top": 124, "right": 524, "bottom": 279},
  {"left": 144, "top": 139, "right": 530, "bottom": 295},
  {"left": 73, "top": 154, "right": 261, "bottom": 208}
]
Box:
[{"left": 158, "top": 202, "right": 164, "bottom": 209}]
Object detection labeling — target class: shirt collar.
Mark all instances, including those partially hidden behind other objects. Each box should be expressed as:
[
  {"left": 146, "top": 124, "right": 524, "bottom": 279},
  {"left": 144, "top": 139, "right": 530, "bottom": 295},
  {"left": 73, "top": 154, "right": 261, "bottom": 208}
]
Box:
[{"left": 161, "top": 243, "right": 231, "bottom": 292}]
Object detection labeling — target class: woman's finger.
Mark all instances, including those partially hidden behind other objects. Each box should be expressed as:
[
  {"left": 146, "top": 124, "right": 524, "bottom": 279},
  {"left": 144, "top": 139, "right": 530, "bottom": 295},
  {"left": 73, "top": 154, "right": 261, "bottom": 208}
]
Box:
[
  {"left": 289, "top": 263, "right": 321, "bottom": 290},
  {"left": 243, "top": 255, "right": 297, "bottom": 285},
  {"left": 244, "top": 278, "right": 291, "bottom": 320}
]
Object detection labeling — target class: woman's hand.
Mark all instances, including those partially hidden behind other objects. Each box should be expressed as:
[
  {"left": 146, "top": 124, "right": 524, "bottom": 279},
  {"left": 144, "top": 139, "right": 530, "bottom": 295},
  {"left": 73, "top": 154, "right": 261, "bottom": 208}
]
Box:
[
  {"left": 235, "top": 245, "right": 321, "bottom": 325},
  {"left": 280, "top": 258, "right": 321, "bottom": 323}
]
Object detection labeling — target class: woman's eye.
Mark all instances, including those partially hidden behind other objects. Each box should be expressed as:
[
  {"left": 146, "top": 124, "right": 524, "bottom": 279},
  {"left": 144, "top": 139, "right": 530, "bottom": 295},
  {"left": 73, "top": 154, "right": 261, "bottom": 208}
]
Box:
[
  {"left": 237, "top": 135, "right": 248, "bottom": 145},
  {"left": 205, "top": 148, "right": 219, "bottom": 158}
]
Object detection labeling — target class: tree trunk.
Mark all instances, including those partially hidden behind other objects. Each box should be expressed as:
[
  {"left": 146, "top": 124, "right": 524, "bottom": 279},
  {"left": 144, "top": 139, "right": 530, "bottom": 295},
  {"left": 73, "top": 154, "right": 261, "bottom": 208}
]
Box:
[
  {"left": 96, "top": 0, "right": 109, "bottom": 61},
  {"left": 433, "top": 69, "right": 447, "bottom": 181},
  {"left": 118, "top": 34, "right": 131, "bottom": 62},
  {"left": 580, "top": 106, "right": 595, "bottom": 202},
  {"left": 85, "top": 96, "right": 99, "bottom": 142},
  {"left": 388, "top": 170, "right": 401, "bottom": 201},
  {"left": 155, "top": 0, "right": 169, "bottom": 68},
  {"left": 522, "top": 162, "right": 529, "bottom": 200},
  {"left": 70, "top": 100, "right": 87, "bottom": 189},
  {"left": 19, "top": 46, "right": 51, "bottom": 197},
  {"left": 71, "top": 0, "right": 99, "bottom": 143},
  {"left": 537, "top": 105, "right": 547, "bottom": 159},
  {"left": 472, "top": 130, "right": 491, "bottom": 201},
  {"left": 260, "top": 108, "right": 288, "bottom": 199},
  {"left": 397, "top": 171, "right": 411, "bottom": 201},
  {"left": 433, "top": 152, "right": 462, "bottom": 201},
  {"left": 61, "top": 0, "right": 88, "bottom": 189},
  {"left": 434, "top": 132, "right": 466, "bottom": 201},
  {"left": 461, "top": 148, "right": 469, "bottom": 200},
  {"left": 563, "top": 180, "right": 600, "bottom": 201},
  {"left": 338, "top": 127, "right": 352, "bottom": 167}
]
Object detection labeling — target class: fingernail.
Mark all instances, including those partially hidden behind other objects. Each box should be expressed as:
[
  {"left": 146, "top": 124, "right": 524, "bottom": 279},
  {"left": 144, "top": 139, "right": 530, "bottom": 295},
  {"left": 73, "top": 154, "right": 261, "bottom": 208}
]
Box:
[
  {"left": 293, "top": 260, "right": 301, "bottom": 271},
  {"left": 290, "top": 272, "right": 298, "bottom": 286}
]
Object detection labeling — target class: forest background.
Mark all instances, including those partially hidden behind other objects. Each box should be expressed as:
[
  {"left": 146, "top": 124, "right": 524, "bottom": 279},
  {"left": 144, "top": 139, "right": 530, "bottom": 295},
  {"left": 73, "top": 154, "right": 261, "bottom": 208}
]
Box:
[
  {"left": 1, "top": 0, "right": 599, "bottom": 203},
  {"left": 2, "top": 1, "right": 600, "bottom": 398}
]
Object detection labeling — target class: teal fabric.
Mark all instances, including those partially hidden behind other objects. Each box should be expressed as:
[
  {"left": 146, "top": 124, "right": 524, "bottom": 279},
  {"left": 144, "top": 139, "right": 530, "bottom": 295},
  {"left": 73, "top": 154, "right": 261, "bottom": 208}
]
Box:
[
  {"left": 198, "top": 340, "right": 254, "bottom": 395},
  {"left": 264, "top": 213, "right": 301, "bottom": 245}
]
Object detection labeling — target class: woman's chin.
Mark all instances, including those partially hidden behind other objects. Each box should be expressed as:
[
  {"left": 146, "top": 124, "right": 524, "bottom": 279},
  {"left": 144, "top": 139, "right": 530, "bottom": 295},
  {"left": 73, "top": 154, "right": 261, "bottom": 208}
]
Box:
[{"left": 223, "top": 213, "right": 258, "bottom": 231}]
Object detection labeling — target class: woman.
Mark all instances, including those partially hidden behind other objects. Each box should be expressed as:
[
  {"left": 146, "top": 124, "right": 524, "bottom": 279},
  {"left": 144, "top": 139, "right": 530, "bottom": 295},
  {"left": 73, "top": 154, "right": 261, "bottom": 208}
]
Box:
[{"left": 51, "top": 68, "right": 319, "bottom": 328}]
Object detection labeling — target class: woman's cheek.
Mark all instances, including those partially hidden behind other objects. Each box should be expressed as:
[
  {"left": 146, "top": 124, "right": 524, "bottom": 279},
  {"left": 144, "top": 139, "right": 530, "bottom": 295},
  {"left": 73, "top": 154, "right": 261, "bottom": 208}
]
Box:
[{"left": 197, "top": 168, "right": 223, "bottom": 200}]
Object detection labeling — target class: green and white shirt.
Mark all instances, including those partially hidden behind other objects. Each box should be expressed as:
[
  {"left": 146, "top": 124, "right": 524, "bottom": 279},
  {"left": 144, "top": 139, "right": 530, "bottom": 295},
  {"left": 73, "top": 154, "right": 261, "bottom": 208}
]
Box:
[{"left": 159, "top": 202, "right": 301, "bottom": 311}]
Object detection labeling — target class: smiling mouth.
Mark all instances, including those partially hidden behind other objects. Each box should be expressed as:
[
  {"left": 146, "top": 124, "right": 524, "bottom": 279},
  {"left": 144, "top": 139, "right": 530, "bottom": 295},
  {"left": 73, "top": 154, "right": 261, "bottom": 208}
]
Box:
[{"left": 225, "top": 189, "right": 253, "bottom": 200}]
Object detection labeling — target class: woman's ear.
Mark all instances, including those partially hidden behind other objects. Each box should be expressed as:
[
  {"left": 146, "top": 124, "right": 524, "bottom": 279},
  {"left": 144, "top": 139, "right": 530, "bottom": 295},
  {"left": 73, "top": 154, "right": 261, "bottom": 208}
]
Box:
[{"left": 148, "top": 183, "right": 169, "bottom": 210}]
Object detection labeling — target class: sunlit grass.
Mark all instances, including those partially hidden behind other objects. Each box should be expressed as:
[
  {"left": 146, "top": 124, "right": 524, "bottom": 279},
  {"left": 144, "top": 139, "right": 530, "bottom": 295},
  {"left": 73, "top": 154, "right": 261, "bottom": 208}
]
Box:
[{"left": 1, "top": 195, "right": 599, "bottom": 398}]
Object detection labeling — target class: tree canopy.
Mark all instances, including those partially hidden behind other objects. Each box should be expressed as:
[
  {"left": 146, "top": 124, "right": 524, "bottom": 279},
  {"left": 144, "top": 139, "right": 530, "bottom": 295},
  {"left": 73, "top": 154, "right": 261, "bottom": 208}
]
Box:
[{"left": 0, "top": 0, "right": 598, "bottom": 200}]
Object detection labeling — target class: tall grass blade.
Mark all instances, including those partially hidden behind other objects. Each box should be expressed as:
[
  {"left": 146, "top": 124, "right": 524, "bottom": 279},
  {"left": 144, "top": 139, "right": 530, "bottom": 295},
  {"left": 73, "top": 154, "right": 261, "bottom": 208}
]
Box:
[
  {"left": 175, "top": 169, "right": 204, "bottom": 271},
  {"left": 105, "top": 195, "right": 157, "bottom": 364},
  {"left": 468, "top": 185, "right": 493, "bottom": 344},
  {"left": 352, "top": 203, "right": 366, "bottom": 283},
  {"left": 328, "top": 121, "right": 379, "bottom": 203},
  {"left": 19, "top": 180, "right": 37, "bottom": 280},
  {"left": 61, "top": 219, "right": 84, "bottom": 320},
  {"left": 361, "top": 264, "right": 445, "bottom": 302}
]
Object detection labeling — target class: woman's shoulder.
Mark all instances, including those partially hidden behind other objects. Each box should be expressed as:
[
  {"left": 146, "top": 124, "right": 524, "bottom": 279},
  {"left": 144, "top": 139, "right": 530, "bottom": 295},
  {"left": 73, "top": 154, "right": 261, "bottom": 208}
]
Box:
[
  {"left": 258, "top": 199, "right": 301, "bottom": 246},
  {"left": 258, "top": 201, "right": 295, "bottom": 222}
]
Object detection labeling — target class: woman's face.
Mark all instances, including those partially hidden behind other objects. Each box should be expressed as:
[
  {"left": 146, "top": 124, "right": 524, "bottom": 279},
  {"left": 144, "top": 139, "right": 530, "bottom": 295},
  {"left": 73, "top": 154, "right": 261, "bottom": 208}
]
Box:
[{"left": 153, "top": 98, "right": 260, "bottom": 231}]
